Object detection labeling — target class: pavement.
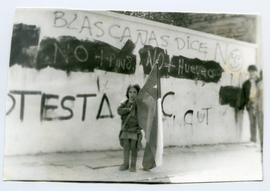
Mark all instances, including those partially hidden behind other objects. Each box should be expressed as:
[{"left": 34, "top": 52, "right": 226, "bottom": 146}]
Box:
[{"left": 3, "top": 142, "right": 263, "bottom": 183}]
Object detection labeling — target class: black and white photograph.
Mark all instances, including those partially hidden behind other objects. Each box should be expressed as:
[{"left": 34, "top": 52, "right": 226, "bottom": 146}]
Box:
[{"left": 3, "top": 8, "right": 263, "bottom": 183}]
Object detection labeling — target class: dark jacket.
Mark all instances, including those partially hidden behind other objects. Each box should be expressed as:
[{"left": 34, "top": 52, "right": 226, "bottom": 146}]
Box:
[
  {"left": 117, "top": 100, "right": 141, "bottom": 132},
  {"left": 117, "top": 100, "right": 142, "bottom": 148},
  {"left": 239, "top": 79, "right": 260, "bottom": 110}
]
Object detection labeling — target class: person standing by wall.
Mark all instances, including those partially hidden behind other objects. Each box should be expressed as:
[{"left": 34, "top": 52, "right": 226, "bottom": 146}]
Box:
[
  {"left": 117, "top": 84, "right": 143, "bottom": 172},
  {"left": 239, "top": 65, "right": 263, "bottom": 148},
  {"left": 257, "top": 71, "right": 263, "bottom": 151}
]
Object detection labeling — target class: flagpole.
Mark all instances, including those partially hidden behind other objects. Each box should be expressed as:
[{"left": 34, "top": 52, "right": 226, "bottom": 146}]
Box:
[{"left": 155, "top": 62, "right": 163, "bottom": 167}]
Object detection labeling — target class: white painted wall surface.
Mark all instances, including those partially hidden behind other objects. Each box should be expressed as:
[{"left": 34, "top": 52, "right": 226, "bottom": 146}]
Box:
[{"left": 5, "top": 9, "right": 258, "bottom": 155}]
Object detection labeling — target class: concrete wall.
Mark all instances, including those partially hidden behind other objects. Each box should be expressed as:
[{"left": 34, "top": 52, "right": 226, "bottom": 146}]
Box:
[{"left": 5, "top": 9, "right": 258, "bottom": 155}]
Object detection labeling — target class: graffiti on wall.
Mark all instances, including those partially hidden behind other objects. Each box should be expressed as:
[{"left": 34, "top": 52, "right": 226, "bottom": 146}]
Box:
[
  {"left": 7, "top": 14, "right": 250, "bottom": 128},
  {"left": 10, "top": 23, "right": 225, "bottom": 82},
  {"left": 9, "top": 24, "right": 40, "bottom": 67},
  {"left": 219, "top": 86, "right": 242, "bottom": 109},
  {"left": 10, "top": 24, "right": 137, "bottom": 75},
  {"left": 161, "top": 91, "right": 212, "bottom": 126},
  {"left": 7, "top": 88, "right": 214, "bottom": 128},
  {"left": 139, "top": 45, "right": 224, "bottom": 83},
  {"left": 7, "top": 90, "right": 114, "bottom": 122},
  {"left": 53, "top": 10, "right": 246, "bottom": 73}
]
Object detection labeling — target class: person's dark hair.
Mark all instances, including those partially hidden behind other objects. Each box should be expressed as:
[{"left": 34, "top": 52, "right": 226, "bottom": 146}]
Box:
[
  {"left": 126, "top": 84, "right": 141, "bottom": 98},
  {"left": 248, "top": 65, "right": 257, "bottom": 72}
]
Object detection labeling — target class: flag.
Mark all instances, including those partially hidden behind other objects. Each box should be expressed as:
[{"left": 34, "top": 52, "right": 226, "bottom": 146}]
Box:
[{"left": 136, "top": 63, "right": 163, "bottom": 170}]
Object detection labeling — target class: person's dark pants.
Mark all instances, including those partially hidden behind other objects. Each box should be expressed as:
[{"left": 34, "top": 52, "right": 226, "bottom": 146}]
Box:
[
  {"left": 120, "top": 139, "right": 138, "bottom": 171},
  {"left": 247, "top": 107, "right": 257, "bottom": 142},
  {"left": 258, "top": 111, "right": 263, "bottom": 151},
  {"left": 247, "top": 103, "right": 263, "bottom": 150}
]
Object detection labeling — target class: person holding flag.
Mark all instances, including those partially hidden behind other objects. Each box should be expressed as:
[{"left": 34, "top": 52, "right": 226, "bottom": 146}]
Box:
[
  {"left": 117, "top": 63, "right": 164, "bottom": 172},
  {"left": 117, "top": 84, "right": 143, "bottom": 172}
]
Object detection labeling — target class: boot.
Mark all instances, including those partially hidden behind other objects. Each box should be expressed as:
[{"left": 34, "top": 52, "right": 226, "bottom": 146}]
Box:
[
  {"left": 119, "top": 149, "right": 129, "bottom": 171},
  {"left": 130, "top": 149, "right": 137, "bottom": 172}
]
